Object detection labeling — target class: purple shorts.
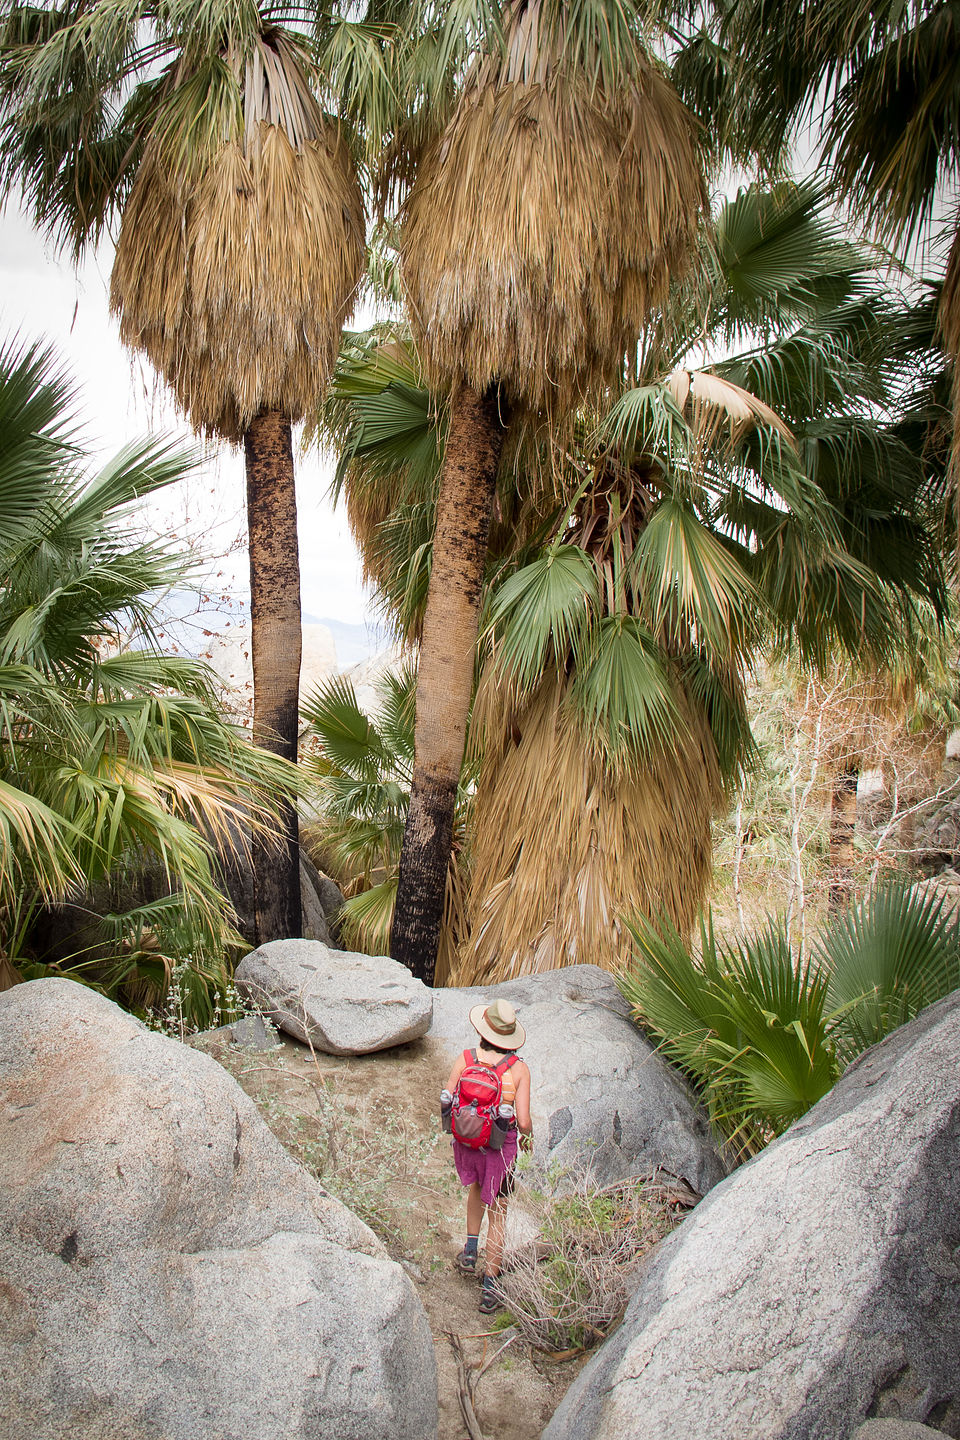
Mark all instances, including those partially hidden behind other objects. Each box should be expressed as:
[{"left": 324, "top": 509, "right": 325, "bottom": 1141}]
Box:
[{"left": 453, "top": 1132, "right": 518, "bottom": 1207}]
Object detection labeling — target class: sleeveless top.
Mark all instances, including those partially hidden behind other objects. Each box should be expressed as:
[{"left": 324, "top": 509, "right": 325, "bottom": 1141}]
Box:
[{"left": 474, "top": 1045, "right": 519, "bottom": 1105}]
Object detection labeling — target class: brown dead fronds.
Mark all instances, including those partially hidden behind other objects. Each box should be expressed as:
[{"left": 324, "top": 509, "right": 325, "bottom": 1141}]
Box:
[
  {"left": 454, "top": 672, "right": 722, "bottom": 986},
  {"left": 111, "top": 30, "right": 365, "bottom": 442},
  {"left": 666, "top": 368, "right": 794, "bottom": 458},
  {"left": 399, "top": 2, "right": 705, "bottom": 422}
]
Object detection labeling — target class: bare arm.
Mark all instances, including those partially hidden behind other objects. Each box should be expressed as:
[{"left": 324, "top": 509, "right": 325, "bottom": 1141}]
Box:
[
  {"left": 445, "top": 1052, "right": 467, "bottom": 1093},
  {"left": 513, "top": 1062, "right": 532, "bottom": 1133}
]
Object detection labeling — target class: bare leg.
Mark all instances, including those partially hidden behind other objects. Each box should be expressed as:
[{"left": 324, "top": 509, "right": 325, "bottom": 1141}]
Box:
[
  {"left": 466, "top": 1183, "right": 484, "bottom": 1239},
  {"left": 485, "top": 1196, "right": 507, "bottom": 1276}
]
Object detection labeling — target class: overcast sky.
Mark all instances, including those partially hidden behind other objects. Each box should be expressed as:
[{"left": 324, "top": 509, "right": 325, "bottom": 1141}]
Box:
[{"left": 0, "top": 202, "right": 373, "bottom": 629}]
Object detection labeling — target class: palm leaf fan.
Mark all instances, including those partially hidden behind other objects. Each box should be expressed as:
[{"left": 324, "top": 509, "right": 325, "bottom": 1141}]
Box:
[
  {"left": 665, "top": 369, "right": 793, "bottom": 455},
  {"left": 398, "top": 0, "right": 706, "bottom": 420},
  {"left": 111, "top": 29, "right": 366, "bottom": 442},
  {"left": 335, "top": 336, "right": 440, "bottom": 573}
]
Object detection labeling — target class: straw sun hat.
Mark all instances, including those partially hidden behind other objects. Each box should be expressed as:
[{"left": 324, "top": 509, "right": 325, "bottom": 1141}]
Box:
[{"left": 469, "top": 999, "right": 525, "bottom": 1049}]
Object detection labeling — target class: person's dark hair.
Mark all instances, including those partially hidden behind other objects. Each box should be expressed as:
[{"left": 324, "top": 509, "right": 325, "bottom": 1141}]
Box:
[{"left": 478, "top": 1037, "right": 516, "bottom": 1055}]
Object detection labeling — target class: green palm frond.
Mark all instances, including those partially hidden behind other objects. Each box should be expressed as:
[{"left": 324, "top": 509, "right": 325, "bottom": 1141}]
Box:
[
  {"left": 621, "top": 909, "right": 733, "bottom": 1064},
  {"left": 90, "top": 651, "right": 220, "bottom": 706},
  {"left": 681, "top": 650, "right": 755, "bottom": 780},
  {"left": 337, "top": 874, "right": 398, "bottom": 955},
  {"left": 826, "top": 3, "right": 960, "bottom": 245},
  {"left": 717, "top": 301, "right": 889, "bottom": 424},
  {"left": 325, "top": 328, "right": 440, "bottom": 495},
  {"left": 374, "top": 663, "right": 418, "bottom": 760},
  {"left": 0, "top": 336, "right": 297, "bottom": 1023},
  {"left": 819, "top": 882, "right": 960, "bottom": 1062},
  {"left": 620, "top": 909, "right": 837, "bottom": 1152},
  {"left": 715, "top": 926, "right": 835, "bottom": 1126},
  {"left": 302, "top": 672, "right": 398, "bottom": 781},
  {"left": 320, "top": 16, "right": 402, "bottom": 151},
  {"left": 710, "top": 180, "right": 869, "bottom": 340},
  {"left": 570, "top": 614, "right": 682, "bottom": 764},
  {"left": 149, "top": 53, "right": 242, "bottom": 176},
  {"left": 366, "top": 502, "right": 435, "bottom": 640},
  {"left": 622, "top": 878, "right": 960, "bottom": 1158},
  {"left": 598, "top": 382, "right": 691, "bottom": 465},
  {"left": 0, "top": 337, "right": 79, "bottom": 543},
  {"left": 58, "top": 435, "right": 199, "bottom": 531},
  {"left": 484, "top": 544, "right": 598, "bottom": 691},
  {"left": 302, "top": 669, "right": 415, "bottom": 872},
  {"left": 633, "top": 496, "right": 762, "bottom": 661}
]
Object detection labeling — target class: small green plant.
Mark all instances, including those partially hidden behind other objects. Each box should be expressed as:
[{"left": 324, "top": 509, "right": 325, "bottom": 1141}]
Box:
[{"left": 619, "top": 882, "right": 960, "bottom": 1158}]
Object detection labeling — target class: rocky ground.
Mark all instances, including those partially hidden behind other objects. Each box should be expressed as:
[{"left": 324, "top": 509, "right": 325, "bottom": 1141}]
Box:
[{"left": 195, "top": 1027, "right": 593, "bottom": 1440}]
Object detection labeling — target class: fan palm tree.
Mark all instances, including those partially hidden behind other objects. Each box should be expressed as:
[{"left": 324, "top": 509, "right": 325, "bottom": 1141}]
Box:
[
  {"left": 381, "top": 0, "right": 707, "bottom": 983},
  {"left": 463, "top": 188, "right": 946, "bottom": 982},
  {"left": 0, "top": 335, "right": 297, "bottom": 1025},
  {"left": 324, "top": 182, "right": 947, "bottom": 982},
  {"left": 0, "top": 1, "right": 368, "bottom": 940}
]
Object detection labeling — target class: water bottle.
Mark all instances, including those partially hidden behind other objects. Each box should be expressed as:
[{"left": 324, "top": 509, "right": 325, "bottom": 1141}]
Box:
[
  {"left": 488, "top": 1103, "right": 514, "bottom": 1152},
  {"left": 439, "top": 1089, "right": 454, "bottom": 1134}
]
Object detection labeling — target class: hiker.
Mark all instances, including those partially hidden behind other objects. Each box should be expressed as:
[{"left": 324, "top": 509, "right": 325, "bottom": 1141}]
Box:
[{"left": 442, "top": 999, "right": 533, "bottom": 1314}]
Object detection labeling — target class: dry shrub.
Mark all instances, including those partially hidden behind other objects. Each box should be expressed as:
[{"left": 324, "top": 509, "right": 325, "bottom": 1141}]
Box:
[{"left": 498, "top": 1169, "right": 695, "bottom": 1353}]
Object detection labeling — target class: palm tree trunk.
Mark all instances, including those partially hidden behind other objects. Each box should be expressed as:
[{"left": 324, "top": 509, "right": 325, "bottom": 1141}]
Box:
[
  {"left": 829, "top": 763, "right": 859, "bottom": 912},
  {"left": 391, "top": 383, "right": 507, "bottom": 984},
  {"left": 244, "top": 408, "right": 302, "bottom": 942}
]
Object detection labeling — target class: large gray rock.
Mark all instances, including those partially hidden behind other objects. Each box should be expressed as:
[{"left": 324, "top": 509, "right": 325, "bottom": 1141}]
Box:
[
  {"left": 0, "top": 979, "right": 437, "bottom": 1440},
  {"left": 235, "top": 939, "right": 432, "bottom": 1054},
  {"left": 430, "top": 967, "right": 727, "bottom": 1196},
  {"left": 301, "top": 855, "right": 335, "bottom": 946},
  {"left": 545, "top": 990, "right": 960, "bottom": 1440}
]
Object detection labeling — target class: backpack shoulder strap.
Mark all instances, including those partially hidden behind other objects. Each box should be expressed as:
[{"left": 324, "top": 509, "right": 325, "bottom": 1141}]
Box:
[
  {"left": 463, "top": 1048, "right": 476, "bottom": 1065},
  {"left": 495, "top": 1054, "right": 518, "bottom": 1076}
]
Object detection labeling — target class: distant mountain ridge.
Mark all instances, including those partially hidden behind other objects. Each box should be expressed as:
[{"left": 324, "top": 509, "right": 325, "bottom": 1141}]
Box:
[
  {"left": 154, "top": 590, "right": 389, "bottom": 669},
  {"left": 301, "top": 614, "right": 391, "bottom": 668}
]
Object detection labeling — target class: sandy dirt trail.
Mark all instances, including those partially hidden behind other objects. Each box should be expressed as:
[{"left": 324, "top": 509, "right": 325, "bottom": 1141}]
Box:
[{"left": 197, "top": 1030, "right": 588, "bottom": 1440}]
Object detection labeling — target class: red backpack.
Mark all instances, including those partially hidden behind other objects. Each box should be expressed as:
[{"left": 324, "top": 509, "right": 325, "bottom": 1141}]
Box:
[{"left": 452, "top": 1049, "right": 518, "bottom": 1150}]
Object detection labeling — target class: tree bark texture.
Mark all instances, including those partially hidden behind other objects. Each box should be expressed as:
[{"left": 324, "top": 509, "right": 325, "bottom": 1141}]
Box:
[
  {"left": 391, "top": 384, "right": 507, "bottom": 984},
  {"left": 829, "top": 764, "right": 859, "bottom": 913},
  {"left": 244, "top": 409, "right": 302, "bottom": 942}
]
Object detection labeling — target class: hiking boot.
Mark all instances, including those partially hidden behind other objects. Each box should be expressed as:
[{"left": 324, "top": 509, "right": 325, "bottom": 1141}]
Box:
[
  {"left": 455, "top": 1247, "right": 477, "bottom": 1277},
  {"left": 478, "top": 1277, "right": 503, "bottom": 1314}
]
